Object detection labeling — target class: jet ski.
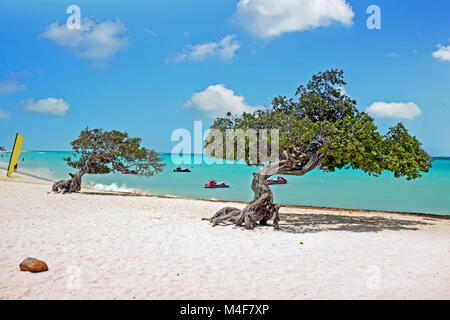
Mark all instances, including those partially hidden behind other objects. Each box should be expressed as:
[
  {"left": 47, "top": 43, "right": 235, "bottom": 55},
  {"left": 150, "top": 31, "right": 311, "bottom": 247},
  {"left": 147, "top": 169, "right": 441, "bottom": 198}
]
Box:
[
  {"left": 266, "top": 176, "right": 287, "bottom": 185},
  {"left": 121, "top": 169, "right": 138, "bottom": 175},
  {"left": 173, "top": 167, "right": 191, "bottom": 172},
  {"left": 205, "top": 180, "right": 230, "bottom": 188}
]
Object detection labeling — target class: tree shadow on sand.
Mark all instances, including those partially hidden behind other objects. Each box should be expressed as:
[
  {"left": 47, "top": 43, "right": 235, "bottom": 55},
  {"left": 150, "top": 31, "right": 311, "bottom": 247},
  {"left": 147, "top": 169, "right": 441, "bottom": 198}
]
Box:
[{"left": 277, "top": 213, "right": 431, "bottom": 234}]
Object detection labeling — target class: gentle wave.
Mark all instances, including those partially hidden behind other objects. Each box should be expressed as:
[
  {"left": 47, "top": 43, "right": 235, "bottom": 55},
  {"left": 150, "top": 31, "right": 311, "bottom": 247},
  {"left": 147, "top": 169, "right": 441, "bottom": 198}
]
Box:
[{"left": 93, "top": 183, "right": 135, "bottom": 193}]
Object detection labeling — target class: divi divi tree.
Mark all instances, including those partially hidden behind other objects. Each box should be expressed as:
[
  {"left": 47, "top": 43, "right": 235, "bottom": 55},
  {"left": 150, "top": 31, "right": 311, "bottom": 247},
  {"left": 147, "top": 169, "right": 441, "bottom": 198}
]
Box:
[{"left": 205, "top": 69, "right": 433, "bottom": 230}]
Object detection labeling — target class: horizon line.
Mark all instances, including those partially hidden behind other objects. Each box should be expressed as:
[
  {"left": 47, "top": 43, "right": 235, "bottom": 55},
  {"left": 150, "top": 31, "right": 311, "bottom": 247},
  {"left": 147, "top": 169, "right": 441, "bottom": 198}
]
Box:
[{"left": 5, "top": 150, "right": 450, "bottom": 159}]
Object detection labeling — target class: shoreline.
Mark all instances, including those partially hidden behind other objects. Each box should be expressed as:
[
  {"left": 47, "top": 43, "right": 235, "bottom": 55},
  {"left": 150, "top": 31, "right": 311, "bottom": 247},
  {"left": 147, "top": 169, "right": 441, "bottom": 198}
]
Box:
[
  {"left": 3, "top": 166, "right": 449, "bottom": 219},
  {"left": 84, "top": 190, "right": 450, "bottom": 220}
]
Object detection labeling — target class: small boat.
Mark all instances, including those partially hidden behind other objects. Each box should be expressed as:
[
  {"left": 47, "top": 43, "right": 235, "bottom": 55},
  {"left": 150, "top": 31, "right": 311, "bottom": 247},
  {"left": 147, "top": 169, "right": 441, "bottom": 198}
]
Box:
[
  {"left": 205, "top": 180, "right": 230, "bottom": 188},
  {"left": 173, "top": 167, "right": 191, "bottom": 172},
  {"left": 121, "top": 169, "right": 138, "bottom": 175},
  {"left": 266, "top": 176, "right": 287, "bottom": 185}
]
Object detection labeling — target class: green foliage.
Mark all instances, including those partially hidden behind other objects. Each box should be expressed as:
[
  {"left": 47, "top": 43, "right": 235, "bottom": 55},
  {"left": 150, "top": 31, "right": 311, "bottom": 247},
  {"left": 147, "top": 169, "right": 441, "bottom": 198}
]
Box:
[
  {"left": 64, "top": 128, "right": 165, "bottom": 177},
  {"left": 206, "top": 69, "right": 433, "bottom": 180},
  {"left": 381, "top": 123, "right": 432, "bottom": 179}
]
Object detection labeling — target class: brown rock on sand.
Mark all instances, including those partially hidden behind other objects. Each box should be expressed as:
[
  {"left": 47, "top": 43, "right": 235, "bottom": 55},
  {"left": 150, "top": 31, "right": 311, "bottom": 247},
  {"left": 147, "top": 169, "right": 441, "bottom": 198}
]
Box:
[{"left": 19, "top": 258, "right": 48, "bottom": 273}]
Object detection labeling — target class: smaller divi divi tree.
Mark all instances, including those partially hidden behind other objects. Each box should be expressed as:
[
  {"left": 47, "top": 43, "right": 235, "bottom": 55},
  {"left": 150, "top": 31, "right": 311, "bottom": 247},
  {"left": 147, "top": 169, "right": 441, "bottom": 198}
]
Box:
[{"left": 52, "top": 127, "right": 165, "bottom": 193}]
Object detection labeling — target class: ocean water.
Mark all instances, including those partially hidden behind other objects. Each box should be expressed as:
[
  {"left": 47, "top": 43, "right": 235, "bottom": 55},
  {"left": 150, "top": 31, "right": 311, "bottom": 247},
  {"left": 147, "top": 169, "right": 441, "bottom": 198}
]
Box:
[{"left": 1, "top": 151, "right": 449, "bottom": 215}]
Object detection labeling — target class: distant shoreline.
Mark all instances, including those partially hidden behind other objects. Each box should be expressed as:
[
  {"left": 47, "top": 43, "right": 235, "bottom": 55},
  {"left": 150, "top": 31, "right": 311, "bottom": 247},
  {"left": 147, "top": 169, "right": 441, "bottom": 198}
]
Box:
[{"left": 1, "top": 150, "right": 450, "bottom": 159}]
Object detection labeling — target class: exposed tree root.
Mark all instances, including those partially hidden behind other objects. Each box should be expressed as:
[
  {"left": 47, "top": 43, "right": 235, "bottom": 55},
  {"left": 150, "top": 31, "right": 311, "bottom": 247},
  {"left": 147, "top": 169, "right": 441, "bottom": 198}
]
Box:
[
  {"left": 52, "top": 164, "right": 88, "bottom": 194},
  {"left": 206, "top": 148, "right": 326, "bottom": 230},
  {"left": 207, "top": 203, "right": 280, "bottom": 230},
  {"left": 206, "top": 164, "right": 281, "bottom": 230}
]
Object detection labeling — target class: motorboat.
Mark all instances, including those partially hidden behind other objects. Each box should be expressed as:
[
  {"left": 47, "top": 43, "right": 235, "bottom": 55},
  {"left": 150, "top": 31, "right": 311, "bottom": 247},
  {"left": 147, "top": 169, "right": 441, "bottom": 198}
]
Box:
[
  {"left": 173, "top": 167, "right": 191, "bottom": 172},
  {"left": 205, "top": 180, "right": 230, "bottom": 188},
  {"left": 266, "top": 176, "right": 287, "bottom": 185},
  {"left": 121, "top": 169, "right": 138, "bottom": 175}
]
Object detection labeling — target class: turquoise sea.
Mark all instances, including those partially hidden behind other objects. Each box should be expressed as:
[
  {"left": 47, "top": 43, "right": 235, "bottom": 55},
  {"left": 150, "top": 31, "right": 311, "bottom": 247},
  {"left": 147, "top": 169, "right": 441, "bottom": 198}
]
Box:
[{"left": 1, "top": 151, "right": 449, "bottom": 215}]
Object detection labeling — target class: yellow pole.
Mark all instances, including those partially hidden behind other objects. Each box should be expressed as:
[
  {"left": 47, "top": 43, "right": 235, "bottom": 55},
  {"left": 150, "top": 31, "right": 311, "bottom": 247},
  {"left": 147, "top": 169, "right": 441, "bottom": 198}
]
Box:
[{"left": 7, "top": 133, "right": 24, "bottom": 177}]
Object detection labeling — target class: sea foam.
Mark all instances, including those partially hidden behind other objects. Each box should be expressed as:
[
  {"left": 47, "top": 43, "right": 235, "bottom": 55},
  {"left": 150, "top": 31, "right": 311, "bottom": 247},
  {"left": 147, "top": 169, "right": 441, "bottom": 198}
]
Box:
[{"left": 93, "top": 183, "right": 135, "bottom": 193}]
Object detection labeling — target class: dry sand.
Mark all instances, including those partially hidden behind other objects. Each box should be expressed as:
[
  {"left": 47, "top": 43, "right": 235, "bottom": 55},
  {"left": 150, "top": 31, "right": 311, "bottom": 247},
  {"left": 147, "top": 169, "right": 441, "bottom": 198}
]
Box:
[{"left": 0, "top": 169, "right": 449, "bottom": 299}]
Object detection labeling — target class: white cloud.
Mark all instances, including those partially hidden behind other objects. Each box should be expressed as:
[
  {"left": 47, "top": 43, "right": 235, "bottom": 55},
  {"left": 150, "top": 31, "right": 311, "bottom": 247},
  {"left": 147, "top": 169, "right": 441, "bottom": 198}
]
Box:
[
  {"left": 0, "top": 79, "right": 27, "bottom": 96},
  {"left": 21, "top": 98, "right": 69, "bottom": 117},
  {"left": 432, "top": 45, "right": 450, "bottom": 62},
  {"left": 366, "top": 102, "right": 422, "bottom": 120},
  {"left": 168, "top": 35, "right": 240, "bottom": 63},
  {"left": 8, "top": 69, "right": 44, "bottom": 78},
  {"left": 235, "top": 0, "right": 354, "bottom": 38},
  {"left": 387, "top": 52, "right": 400, "bottom": 59},
  {"left": 184, "top": 84, "right": 262, "bottom": 118},
  {"left": 40, "top": 17, "right": 128, "bottom": 66},
  {"left": 144, "top": 28, "right": 157, "bottom": 36},
  {"left": 0, "top": 108, "right": 10, "bottom": 119}
]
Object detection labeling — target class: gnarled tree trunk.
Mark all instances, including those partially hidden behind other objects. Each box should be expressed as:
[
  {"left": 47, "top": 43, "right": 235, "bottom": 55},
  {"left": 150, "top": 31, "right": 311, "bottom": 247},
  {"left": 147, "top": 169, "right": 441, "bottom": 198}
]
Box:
[
  {"left": 52, "top": 163, "right": 89, "bottom": 194},
  {"left": 207, "top": 162, "right": 281, "bottom": 230},
  {"left": 206, "top": 143, "right": 327, "bottom": 230}
]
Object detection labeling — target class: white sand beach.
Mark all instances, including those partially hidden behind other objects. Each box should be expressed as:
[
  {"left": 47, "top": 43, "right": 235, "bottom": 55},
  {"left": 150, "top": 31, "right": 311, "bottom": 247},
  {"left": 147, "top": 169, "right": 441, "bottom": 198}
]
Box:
[{"left": 0, "top": 169, "right": 449, "bottom": 300}]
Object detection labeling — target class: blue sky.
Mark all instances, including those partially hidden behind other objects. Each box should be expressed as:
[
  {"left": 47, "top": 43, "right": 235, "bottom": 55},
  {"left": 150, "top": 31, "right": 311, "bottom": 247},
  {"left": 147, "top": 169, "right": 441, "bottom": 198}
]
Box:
[{"left": 0, "top": 0, "right": 449, "bottom": 155}]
